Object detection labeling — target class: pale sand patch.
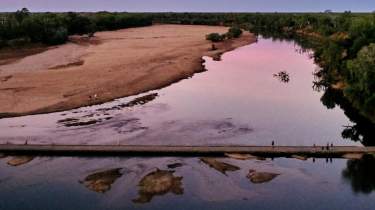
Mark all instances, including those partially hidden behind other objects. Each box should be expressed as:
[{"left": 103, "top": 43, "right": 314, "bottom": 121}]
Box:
[
  {"left": 0, "top": 24, "right": 255, "bottom": 117},
  {"left": 0, "top": 43, "right": 88, "bottom": 73}
]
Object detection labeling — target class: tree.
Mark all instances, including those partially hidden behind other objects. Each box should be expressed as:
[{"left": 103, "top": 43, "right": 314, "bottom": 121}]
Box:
[
  {"left": 206, "top": 33, "right": 224, "bottom": 42},
  {"left": 324, "top": 10, "right": 333, "bottom": 14},
  {"left": 15, "top": 8, "right": 30, "bottom": 23},
  {"left": 66, "top": 12, "right": 93, "bottom": 35},
  {"left": 49, "top": 27, "right": 68, "bottom": 45},
  {"left": 227, "top": 27, "right": 243, "bottom": 38},
  {"left": 345, "top": 43, "right": 375, "bottom": 116}
]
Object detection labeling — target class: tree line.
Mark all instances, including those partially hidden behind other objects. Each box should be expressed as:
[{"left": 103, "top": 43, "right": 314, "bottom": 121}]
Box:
[{"left": 0, "top": 8, "right": 152, "bottom": 47}]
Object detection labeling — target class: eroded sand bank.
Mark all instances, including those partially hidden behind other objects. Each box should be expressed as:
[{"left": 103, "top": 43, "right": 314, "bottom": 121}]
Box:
[{"left": 0, "top": 24, "right": 255, "bottom": 117}]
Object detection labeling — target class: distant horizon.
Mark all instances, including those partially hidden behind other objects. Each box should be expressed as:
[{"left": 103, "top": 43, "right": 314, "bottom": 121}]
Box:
[{"left": 1, "top": 0, "right": 374, "bottom": 13}]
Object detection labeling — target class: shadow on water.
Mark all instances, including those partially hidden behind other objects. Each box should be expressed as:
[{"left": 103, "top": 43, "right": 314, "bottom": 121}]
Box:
[
  {"left": 256, "top": 32, "right": 375, "bottom": 146},
  {"left": 342, "top": 155, "right": 375, "bottom": 194},
  {"left": 320, "top": 87, "right": 375, "bottom": 146}
]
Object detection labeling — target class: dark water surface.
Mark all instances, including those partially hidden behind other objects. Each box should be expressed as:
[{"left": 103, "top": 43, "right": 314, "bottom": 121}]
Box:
[
  {"left": 0, "top": 38, "right": 360, "bottom": 146},
  {"left": 1, "top": 38, "right": 374, "bottom": 210},
  {"left": 1, "top": 156, "right": 375, "bottom": 210}
]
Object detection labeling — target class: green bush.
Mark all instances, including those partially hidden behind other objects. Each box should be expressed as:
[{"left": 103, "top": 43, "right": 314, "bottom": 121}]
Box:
[
  {"left": 227, "top": 27, "right": 243, "bottom": 38},
  {"left": 345, "top": 43, "right": 375, "bottom": 115},
  {"left": 206, "top": 33, "right": 224, "bottom": 42},
  {"left": 49, "top": 27, "right": 68, "bottom": 45}
]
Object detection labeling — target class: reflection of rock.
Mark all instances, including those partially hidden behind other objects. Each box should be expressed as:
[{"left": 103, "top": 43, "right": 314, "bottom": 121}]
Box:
[
  {"left": 247, "top": 169, "right": 280, "bottom": 184},
  {"left": 342, "top": 155, "right": 375, "bottom": 194},
  {"left": 0, "top": 153, "right": 7, "bottom": 159},
  {"left": 225, "top": 153, "right": 257, "bottom": 160},
  {"left": 81, "top": 168, "right": 122, "bottom": 193},
  {"left": 7, "top": 156, "right": 34, "bottom": 166},
  {"left": 200, "top": 158, "right": 240, "bottom": 175},
  {"left": 133, "top": 169, "right": 183, "bottom": 204}
]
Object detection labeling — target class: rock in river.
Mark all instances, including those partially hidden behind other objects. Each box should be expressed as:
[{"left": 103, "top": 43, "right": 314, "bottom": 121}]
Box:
[
  {"left": 200, "top": 158, "right": 240, "bottom": 175},
  {"left": 133, "top": 169, "right": 183, "bottom": 204},
  {"left": 292, "top": 155, "right": 308, "bottom": 161},
  {"left": 225, "top": 153, "right": 258, "bottom": 160},
  {"left": 342, "top": 153, "right": 364, "bottom": 160},
  {"left": 247, "top": 169, "right": 280, "bottom": 184},
  {"left": 7, "top": 156, "right": 34, "bottom": 166},
  {"left": 81, "top": 168, "right": 122, "bottom": 193},
  {"left": 167, "top": 163, "right": 184, "bottom": 169}
]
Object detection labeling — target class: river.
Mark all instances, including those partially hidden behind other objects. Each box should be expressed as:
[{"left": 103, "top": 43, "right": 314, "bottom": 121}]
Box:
[{"left": 0, "top": 38, "right": 374, "bottom": 210}]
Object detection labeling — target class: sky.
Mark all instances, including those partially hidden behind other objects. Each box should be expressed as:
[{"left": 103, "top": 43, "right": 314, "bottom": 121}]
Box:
[{"left": 1, "top": 0, "right": 374, "bottom": 12}]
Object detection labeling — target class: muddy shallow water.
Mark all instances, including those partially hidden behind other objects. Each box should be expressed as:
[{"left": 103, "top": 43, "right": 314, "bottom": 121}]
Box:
[{"left": 0, "top": 38, "right": 360, "bottom": 146}]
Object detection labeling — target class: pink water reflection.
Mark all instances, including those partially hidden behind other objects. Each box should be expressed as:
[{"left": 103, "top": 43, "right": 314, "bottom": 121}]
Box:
[{"left": 0, "top": 38, "right": 356, "bottom": 146}]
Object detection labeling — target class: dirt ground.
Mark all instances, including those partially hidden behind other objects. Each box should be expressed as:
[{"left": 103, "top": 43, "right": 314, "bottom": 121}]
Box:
[{"left": 0, "top": 24, "right": 255, "bottom": 117}]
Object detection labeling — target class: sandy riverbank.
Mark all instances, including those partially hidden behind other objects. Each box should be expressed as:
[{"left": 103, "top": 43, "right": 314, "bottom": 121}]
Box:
[{"left": 0, "top": 24, "right": 255, "bottom": 118}]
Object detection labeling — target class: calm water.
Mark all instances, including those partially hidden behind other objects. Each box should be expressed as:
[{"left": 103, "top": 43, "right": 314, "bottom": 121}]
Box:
[
  {"left": 1, "top": 156, "right": 375, "bottom": 210},
  {"left": 1, "top": 38, "right": 374, "bottom": 210},
  {"left": 0, "top": 38, "right": 359, "bottom": 146}
]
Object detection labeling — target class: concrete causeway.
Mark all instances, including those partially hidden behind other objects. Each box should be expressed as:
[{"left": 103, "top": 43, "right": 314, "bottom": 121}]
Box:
[{"left": 0, "top": 144, "right": 374, "bottom": 158}]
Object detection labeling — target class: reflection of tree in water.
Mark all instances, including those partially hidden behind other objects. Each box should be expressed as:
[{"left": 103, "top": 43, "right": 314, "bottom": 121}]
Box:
[
  {"left": 342, "top": 155, "right": 375, "bottom": 194},
  {"left": 320, "top": 87, "right": 375, "bottom": 146},
  {"left": 273, "top": 71, "right": 290, "bottom": 83},
  {"left": 256, "top": 31, "right": 375, "bottom": 145}
]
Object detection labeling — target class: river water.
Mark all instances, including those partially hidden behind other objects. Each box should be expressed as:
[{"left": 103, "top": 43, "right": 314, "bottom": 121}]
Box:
[
  {"left": 0, "top": 38, "right": 374, "bottom": 210},
  {"left": 0, "top": 38, "right": 360, "bottom": 146}
]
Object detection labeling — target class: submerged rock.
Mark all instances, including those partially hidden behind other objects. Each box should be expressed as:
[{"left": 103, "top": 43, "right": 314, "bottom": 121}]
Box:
[
  {"left": 225, "top": 153, "right": 257, "bottom": 160},
  {"left": 247, "top": 169, "right": 280, "bottom": 184},
  {"left": 7, "top": 156, "right": 34, "bottom": 166},
  {"left": 120, "top": 93, "right": 158, "bottom": 108},
  {"left": 342, "top": 153, "right": 364, "bottom": 160},
  {"left": 200, "top": 158, "right": 240, "bottom": 175},
  {"left": 97, "top": 93, "right": 159, "bottom": 112},
  {"left": 167, "top": 163, "right": 184, "bottom": 169},
  {"left": 58, "top": 117, "right": 101, "bottom": 127},
  {"left": 81, "top": 168, "right": 122, "bottom": 193},
  {"left": 292, "top": 155, "right": 308, "bottom": 161},
  {"left": 133, "top": 169, "right": 183, "bottom": 204}
]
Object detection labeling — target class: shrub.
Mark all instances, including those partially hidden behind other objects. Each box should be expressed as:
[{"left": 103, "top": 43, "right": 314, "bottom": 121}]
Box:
[
  {"left": 345, "top": 43, "right": 375, "bottom": 115},
  {"left": 49, "top": 27, "right": 68, "bottom": 45},
  {"left": 206, "top": 33, "right": 224, "bottom": 42},
  {"left": 227, "top": 27, "right": 243, "bottom": 38}
]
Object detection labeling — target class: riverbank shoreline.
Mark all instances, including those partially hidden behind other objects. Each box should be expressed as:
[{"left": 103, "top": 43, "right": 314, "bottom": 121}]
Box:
[{"left": 0, "top": 24, "right": 256, "bottom": 118}]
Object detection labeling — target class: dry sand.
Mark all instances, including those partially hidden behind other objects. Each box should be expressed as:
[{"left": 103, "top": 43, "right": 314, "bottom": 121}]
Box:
[{"left": 0, "top": 24, "right": 255, "bottom": 117}]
